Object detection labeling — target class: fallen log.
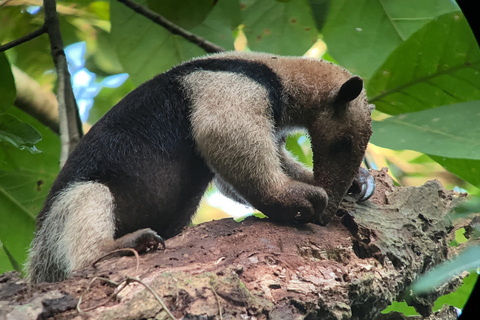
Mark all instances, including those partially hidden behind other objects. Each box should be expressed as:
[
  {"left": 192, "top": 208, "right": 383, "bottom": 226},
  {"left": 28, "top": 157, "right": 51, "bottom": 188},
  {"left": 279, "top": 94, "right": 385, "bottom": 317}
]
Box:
[{"left": 0, "top": 169, "right": 465, "bottom": 319}]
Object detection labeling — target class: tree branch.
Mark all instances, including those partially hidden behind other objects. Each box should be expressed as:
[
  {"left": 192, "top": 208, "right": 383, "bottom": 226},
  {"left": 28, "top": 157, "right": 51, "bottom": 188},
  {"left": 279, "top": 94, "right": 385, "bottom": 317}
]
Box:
[
  {"left": 43, "top": 0, "right": 83, "bottom": 166},
  {"left": 0, "top": 172, "right": 464, "bottom": 319},
  {"left": 116, "top": 0, "right": 226, "bottom": 54},
  {"left": 0, "top": 24, "right": 47, "bottom": 53},
  {"left": 12, "top": 66, "right": 60, "bottom": 134}
]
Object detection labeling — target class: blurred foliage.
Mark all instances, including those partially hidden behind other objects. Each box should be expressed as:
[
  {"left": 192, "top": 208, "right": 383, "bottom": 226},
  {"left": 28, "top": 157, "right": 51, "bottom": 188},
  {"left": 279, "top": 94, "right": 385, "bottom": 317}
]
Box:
[
  {"left": 1, "top": 0, "right": 479, "bottom": 315},
  {"left": 0, "top": 106, "right": 60, "bottom": 275},
  {"left": 412, "top": 245, "right": 480, "bottom": 294},
  {"left": 110, "top": 0, "right": 239, "bottom": 85},
  {"left": 0, "top": 53, "right": 15, "bottom": 112},
  {"left": 322, "top": 0, "right": 458, "bottom": 79},
  {"left": 0, "top": 113, "right": 42, "bottom": 154},
  {"left": 241, "top": 0, "right": 318, "bottom": 54}
]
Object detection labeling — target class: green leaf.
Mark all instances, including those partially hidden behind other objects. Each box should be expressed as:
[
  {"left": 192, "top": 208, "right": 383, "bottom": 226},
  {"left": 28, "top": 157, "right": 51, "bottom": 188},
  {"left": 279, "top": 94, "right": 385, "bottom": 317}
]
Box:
[
  {"left": 147, "top": 0, "right": 216, "bottom": 30},
  {"left": 110, "top": 0, "right": 238, "bottom": 85},
  {"left": 0, "top": 107, "right": 60, "bottom": 274},
  {"left": 88, "top": 0, "right": 110, "bottom": 21},
  {"left": 110, "top": 0, "right": 203, "bottom": 85},
  {"left": 433, "top": 272, "right": 478, "bottom": 310},
  {"left": 241, "top": 0, "right": 318, "bottom": 55},
  {"left": 411, "top": 246, "right": 480, "bottom": 294},
  {"left": 191, "top": 0, "right": 241, "bottom": 50},
  {"left": 89, "top": 29, "right": 126, "bottom": 75},
  {"left": 0, "top": 240, "right": 15, "bottom": 274},
  {"left": 285, "top": 134, "right": 313, "bottom": 167},
  {"left": 428, "top": 156, "right": 480, "bottom": 188},
  {"left": 371, "top": 101, "right": 480, "bottom": 160},
  {"left": 368, "top": 12, "right": 480, "bottom": 114},
  {"left": 381, "top": 300, "right": 418, "bottom": 316},
  {"left": 322, "top": 0, "right": 458, "bottom": 78},
  {"left": 307, "top": 0, "right": 331, "bottom": 32},
  {"left": 0, "top": 113, "right": 42, "bottom": 153},
  {"left": 0, "top": 53, "right": 15, "bottom": 113}
]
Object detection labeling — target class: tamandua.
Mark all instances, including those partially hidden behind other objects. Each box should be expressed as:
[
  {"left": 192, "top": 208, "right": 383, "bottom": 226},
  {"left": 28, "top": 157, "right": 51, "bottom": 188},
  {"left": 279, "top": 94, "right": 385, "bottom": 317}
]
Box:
[{"left": 26, "top": 52, "right": 374, "bottom": 283}]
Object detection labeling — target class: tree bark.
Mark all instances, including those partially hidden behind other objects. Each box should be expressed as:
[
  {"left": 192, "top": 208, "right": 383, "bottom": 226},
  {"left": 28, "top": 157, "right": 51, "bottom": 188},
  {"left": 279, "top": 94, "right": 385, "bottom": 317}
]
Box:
[{"left": 0, "top": 169, "right": 466, "bottom": 320}]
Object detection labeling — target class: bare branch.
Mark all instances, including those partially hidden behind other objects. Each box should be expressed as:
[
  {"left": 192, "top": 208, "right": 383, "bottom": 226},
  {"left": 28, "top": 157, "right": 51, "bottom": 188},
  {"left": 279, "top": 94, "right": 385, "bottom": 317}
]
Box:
[
  {"left": 43, "top": 0, "right": 83, "bottom": 166},
  {"left": 12, "top": 66, "right": 60, "bottom": 134},
  {"left": 0, "top": 24, "right": 47, "bottom": 53},
  {"left": 116, "top": 0, "right": 226, "bottom": 53}
]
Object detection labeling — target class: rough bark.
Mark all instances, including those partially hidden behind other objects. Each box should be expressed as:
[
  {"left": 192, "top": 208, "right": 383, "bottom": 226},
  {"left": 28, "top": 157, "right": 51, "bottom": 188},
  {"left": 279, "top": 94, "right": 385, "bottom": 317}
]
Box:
[{"left": 0, "top": 169, "right": 466, "bottom": 320}]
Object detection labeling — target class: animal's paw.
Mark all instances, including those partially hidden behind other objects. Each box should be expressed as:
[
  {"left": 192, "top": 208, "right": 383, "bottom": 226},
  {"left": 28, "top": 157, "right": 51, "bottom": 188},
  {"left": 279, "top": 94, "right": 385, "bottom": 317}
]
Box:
[
  {"left": 262, "top": 181, "right": 328, "bottom": 223},
  {"left": 117, "top": 228, "right": 165, "bottom": 253}
]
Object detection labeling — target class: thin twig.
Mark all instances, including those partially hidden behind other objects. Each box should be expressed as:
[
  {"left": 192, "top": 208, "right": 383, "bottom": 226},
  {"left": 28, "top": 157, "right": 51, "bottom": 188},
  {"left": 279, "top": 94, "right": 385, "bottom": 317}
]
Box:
[
  {"left": 92, "top": 248, "right": 141, "bottom": 278},
  {"left": 210, "top": 285, "right": 223, "bottom": 320},
  {"left": 0, "top": 24, "right": 47, "bottom": 52},
  {"left": 125, "top": 277, "right": 177, "bottom": 320},
  {"left": 77, "top": 276, "right": 120, "bottom": 313},
  {"left": 77, "top": 249, "right": 141, "bottom": 313},
  {"left": 78, "top": 275, "right": 178, "bottom": 319},
  {"left": 116, "top": 0, "right": 225, "bottom": 53}
]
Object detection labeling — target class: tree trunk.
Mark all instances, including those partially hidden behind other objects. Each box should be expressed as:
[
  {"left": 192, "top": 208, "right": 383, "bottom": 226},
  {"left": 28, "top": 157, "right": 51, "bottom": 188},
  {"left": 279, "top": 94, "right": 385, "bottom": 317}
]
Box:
[{"left": 0, "top": 169, "right": 465, "bottom": 320}]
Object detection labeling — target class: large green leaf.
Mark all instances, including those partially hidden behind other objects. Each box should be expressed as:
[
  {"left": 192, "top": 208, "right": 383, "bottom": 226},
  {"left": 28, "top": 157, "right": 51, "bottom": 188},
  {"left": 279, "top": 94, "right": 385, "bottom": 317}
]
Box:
[
  {"left": 0, "top": 107, "right": 60, "bottom": 272},
  {"left": 191, "top": 0, "right": 241, "bottom": 50},
  {"left": 110, "top": 0, "right": 239, "bottom": 85},
  {"left": 367, "top": 12, "right": 480, "bottom": 114},
  {"left": 322, "top": 0, "right": 458, "bottom": 78},
  {"left": 89, "top": 28, "right": 127, "bottom": 75},
  {"left": 429, "top": 156, "right": 480, "bottom": 188},
  {"left": 0, "top": 113, "right": 42, "bottom": 154},
  {"left": 371, "top": 101, "right": 480, "bottom": 160},
  {"left": 307, "top": 0, "right": 331, "bottom": 32},
  {"left": 110, "top": 0, "right": 202, "bottom": 85},
  {"left": 147, "top": 0, "right": 216, "bottom": 30},
  {"left": 0, "top": 53, "right": 15, "bottom": 113},
  {"left": 0, "top": 240, "right": 15, "bottom": 274},
  {"left": 241, "top": 0, "right": 318, "bottom": 55}
]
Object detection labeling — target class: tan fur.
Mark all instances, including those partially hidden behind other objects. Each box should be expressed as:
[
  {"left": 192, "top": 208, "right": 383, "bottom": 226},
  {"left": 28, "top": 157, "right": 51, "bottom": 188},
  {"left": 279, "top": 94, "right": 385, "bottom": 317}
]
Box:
[
  {"left": 278, "top": 146, "right": 315, "bottom": 184},
  {"left": 200, "top": 52, "right": 355, "bottom": 118},
  {"left": 26, "top": 181, "right": 116, "bottom": 283},
  {"left": 184, "top": 71, "right": 289, "bottom": 195}
]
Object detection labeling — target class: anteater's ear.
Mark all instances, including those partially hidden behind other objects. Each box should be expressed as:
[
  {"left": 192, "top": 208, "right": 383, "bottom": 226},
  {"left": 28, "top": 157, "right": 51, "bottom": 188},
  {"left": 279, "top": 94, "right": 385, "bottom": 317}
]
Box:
[{"left": 333, "top": 76, "right": 363, "bottom": 105}]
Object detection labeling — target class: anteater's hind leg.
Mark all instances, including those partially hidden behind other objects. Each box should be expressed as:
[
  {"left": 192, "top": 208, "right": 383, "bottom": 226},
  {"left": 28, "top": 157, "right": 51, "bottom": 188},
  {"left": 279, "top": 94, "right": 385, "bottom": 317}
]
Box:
[{"left": 26, "top": 181, "right": 163, "bottom": 283}]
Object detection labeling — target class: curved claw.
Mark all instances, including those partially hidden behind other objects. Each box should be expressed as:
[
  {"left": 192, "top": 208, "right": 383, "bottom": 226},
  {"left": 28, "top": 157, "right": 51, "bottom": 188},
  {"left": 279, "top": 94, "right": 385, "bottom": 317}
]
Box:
[
  {"left": 348, "top": 167, "right": 375, "bottom": 202},
  {"left": 358, "top": 173, "right": 375, "bottom": 202}
]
